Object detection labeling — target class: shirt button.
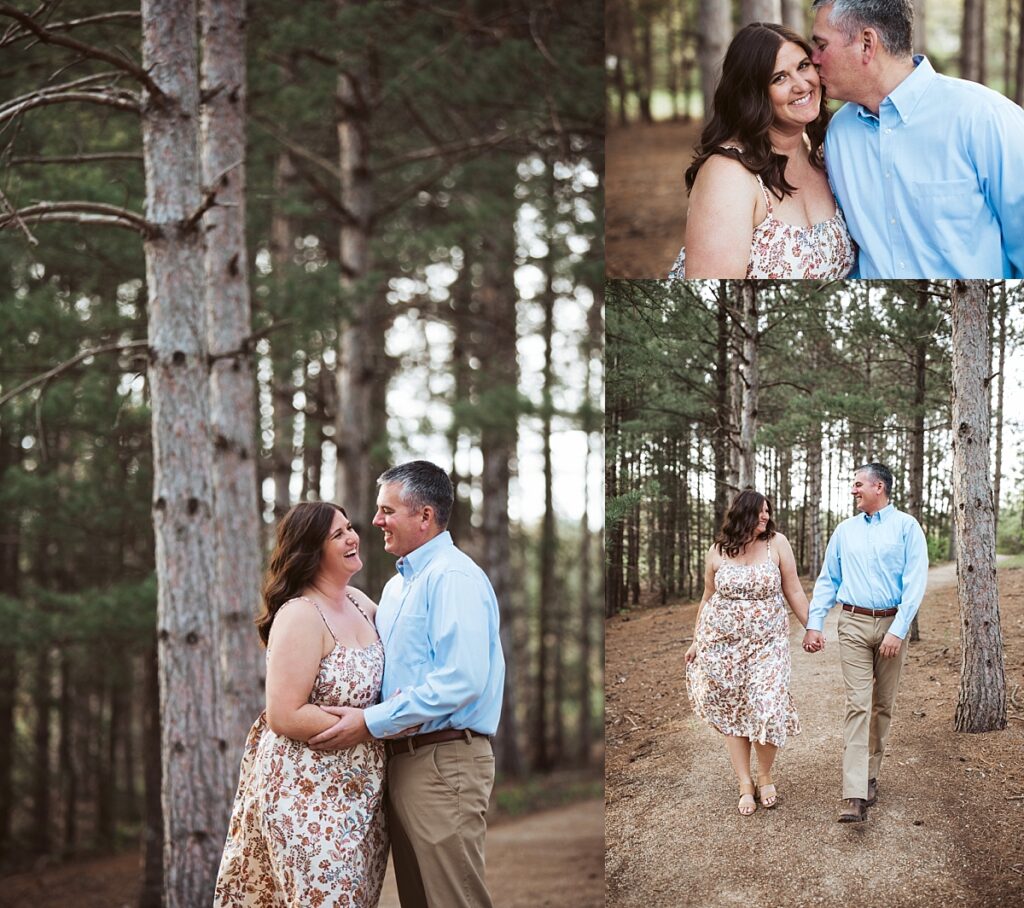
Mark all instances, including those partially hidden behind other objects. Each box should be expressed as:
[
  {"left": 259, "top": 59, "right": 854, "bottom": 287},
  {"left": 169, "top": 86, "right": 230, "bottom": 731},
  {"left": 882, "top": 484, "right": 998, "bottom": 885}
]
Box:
[
  {"left": 890, "top": 218, "right": 897, "bottom": 224},
  {"left": 899, "top": 261, "right": 906, "bottom": 267},
  {"left": 885, "top": 128, "right": 892, "bottom": 134},
  {"left": 885, "top": 172, "right": 891, "bottom": 178}
]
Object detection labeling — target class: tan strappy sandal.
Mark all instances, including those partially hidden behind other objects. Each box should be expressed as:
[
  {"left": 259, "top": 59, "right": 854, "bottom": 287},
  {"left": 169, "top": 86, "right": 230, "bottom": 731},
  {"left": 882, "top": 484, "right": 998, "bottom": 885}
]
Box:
[
  {"left": 738, "top": 781, "right": 757, "bottom": 816},
  {"left": 756, "top": 775, "right": 778, "bottom": 809}
]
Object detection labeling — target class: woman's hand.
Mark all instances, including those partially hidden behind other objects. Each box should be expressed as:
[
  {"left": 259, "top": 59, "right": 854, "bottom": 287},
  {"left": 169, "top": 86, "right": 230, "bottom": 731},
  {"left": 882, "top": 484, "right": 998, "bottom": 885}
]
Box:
[{"left": 685, "top": 641, "right": 698, "bottom": 664}]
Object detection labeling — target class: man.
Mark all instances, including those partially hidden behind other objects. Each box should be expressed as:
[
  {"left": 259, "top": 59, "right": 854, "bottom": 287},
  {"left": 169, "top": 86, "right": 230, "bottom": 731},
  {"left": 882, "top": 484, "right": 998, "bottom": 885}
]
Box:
[
  {"left": 810, "top": 0, "right": 1024, "bottom": 277},
  {"left": 310, "top": 461, "right": 505, "bottom": 907},
  {"left": 802, "top": 463, "right": 928, "bottom": 823}
]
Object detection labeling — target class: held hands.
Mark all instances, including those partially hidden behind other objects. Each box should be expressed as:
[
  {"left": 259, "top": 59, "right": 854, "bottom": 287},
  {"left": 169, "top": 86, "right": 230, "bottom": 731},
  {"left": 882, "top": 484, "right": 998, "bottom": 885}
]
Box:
[
  {"left": 879, "top": 632, "right": 903, "bottom": 659},
  {"left": 802, "top": 629, "right": 825, "bottom": 654}
]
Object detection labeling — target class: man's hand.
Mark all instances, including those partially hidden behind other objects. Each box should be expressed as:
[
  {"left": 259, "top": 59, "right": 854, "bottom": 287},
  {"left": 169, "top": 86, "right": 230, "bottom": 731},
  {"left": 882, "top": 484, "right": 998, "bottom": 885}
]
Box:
[
  {"left": 879, "top": 632, "right": 903, "bottom": 659},
  {"left": 308, "top": 706, "right": 371, "bottom": 751},
  {"left": 802, "top": 629, "right": 825, "bottom": 653}
]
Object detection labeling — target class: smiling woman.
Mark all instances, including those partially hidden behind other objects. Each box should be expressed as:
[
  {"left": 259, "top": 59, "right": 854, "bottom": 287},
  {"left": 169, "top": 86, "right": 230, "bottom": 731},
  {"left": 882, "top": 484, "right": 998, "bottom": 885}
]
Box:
[{"left": 668, "top": 22, "right": 855, "bottom": 280}]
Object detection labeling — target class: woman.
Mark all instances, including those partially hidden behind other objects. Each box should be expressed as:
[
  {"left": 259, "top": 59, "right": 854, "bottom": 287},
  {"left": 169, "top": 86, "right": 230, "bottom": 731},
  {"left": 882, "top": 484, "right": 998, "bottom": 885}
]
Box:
[
  {"left": 215, "top": 502, "right": 388, "bottom": 907},
  {"left": 669, "top": 23, "right": 855, "bottom": 279},
  {"left": 684, "top": 490, "right": 809, "bottom": 816}
]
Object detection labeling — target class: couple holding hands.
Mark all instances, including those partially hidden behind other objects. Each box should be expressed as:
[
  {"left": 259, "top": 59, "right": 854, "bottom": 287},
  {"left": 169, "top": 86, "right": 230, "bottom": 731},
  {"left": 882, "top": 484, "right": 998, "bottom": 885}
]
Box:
[
  {"left": 214, "top": 460, "right": 504, "bottom": 907},
  {"left": 671, "top": 0, "right": 1024, "bottom": 279},
  {"left": 685, "top": 463, "right": 928, "bottom": 822}
]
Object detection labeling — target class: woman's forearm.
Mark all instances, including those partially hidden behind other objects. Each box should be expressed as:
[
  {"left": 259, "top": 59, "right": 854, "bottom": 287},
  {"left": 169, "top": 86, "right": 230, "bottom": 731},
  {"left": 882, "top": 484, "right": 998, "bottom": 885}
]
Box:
[{"left": 266, "top": 703, "right": 344, "bottom": 743}]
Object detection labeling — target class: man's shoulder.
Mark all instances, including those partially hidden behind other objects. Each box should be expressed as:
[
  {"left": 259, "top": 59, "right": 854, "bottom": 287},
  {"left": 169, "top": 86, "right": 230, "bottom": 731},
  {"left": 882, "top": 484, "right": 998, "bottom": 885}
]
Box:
[{"left": 423, "top": 540, "right": 487, "bottom": 579}]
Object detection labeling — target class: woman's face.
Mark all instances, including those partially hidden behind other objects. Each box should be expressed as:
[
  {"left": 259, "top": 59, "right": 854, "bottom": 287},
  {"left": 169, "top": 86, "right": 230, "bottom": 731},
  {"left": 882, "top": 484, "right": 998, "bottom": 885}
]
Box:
[
  {"left": 756, "top": 501, "right": 771, "bottom": 534},
  {"left": 767, "top": 41, "right": 821, "bottom": 130},
  {"left": 320, "top": 510, "right": 362, "bottom": 577}
]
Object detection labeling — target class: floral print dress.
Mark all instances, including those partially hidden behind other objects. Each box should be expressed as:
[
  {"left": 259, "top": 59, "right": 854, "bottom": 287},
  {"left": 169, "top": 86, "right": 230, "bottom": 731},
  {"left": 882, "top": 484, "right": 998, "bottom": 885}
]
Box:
[
  {"left": 214, "top": 598, "right": 388, "bottom": 908},
  {"left": 686, "top": 542, "right": 800, "bottom": 747},
  {"left": 669, "top": 169, "right": 856, "bottom": 279}
]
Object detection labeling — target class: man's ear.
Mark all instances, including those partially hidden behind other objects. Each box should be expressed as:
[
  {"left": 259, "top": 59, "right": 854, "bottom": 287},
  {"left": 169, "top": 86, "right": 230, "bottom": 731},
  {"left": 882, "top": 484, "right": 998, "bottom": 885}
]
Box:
[
  {"left": 421, "top": 505, "right": 435, "bottom": 528},
  {"left": 860, "top": 27, "right": 880, "bottom": 63}
]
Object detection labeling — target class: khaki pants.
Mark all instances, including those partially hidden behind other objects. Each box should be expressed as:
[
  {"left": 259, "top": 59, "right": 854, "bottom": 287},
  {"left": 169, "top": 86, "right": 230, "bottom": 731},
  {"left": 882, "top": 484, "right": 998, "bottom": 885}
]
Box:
[
  {"left": 386, "top": 735, "right": 495, "bottom": 908},
  {"left": 837, "top": 609, "right": 909, "bottom": 800}
]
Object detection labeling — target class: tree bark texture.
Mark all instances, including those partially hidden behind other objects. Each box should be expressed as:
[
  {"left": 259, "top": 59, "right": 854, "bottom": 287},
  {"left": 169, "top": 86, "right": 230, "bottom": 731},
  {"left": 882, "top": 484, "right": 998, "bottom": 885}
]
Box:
[
  {"left": 201, "top": 0, "right": 265, "bottom": 766},
  {"left": 141, "top": 0, "right": 230, "bottom": 902},
  {"left": 737, "top": 281, "right": 758, "bottom": 490},
  {"left": 950, "top": 281, "right": 1006, "bottom": 733},
  {"left": 698, "top": 0, "right": 731, "bottom": 119},
  {"left": 740, "top": 0, "right": 782, "bottom": 25}
]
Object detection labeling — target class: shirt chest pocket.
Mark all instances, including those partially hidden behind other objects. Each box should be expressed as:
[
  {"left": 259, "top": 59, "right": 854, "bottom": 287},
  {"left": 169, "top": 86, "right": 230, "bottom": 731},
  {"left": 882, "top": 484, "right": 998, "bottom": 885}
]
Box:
[
  {"left": 909, "top": 178, "right": 984, "bottom": 224},
  {"left": 391, "top": 613, "right": 429, "bottom": 666},
  {"left": 876, "top": 543, "right": 905, "bottom": 574}
]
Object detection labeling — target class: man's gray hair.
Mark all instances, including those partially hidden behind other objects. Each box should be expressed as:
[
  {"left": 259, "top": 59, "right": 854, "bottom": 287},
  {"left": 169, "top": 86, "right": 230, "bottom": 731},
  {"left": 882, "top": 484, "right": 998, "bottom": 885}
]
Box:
[
  {"left": 811, "top": 0, "right": 914, "bottom": 58},
  {"left": 854, "top": 462, "right": 894, "bottom": 498},
  {"left": 378, "top": 460, "right": 454, "bottom": 529}
]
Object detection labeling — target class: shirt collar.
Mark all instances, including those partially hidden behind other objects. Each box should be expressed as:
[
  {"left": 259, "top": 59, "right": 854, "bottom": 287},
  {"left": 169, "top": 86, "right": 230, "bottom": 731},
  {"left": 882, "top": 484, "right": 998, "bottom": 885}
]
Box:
[
  {"left": 856, "top": 54, "right": 935, "bottom": 125},
  {"left": 862, "top": 502, "right": 895, "bottom": 524},
  {"left": 396, "top": 530, "right": 452, "bottom": 579}
]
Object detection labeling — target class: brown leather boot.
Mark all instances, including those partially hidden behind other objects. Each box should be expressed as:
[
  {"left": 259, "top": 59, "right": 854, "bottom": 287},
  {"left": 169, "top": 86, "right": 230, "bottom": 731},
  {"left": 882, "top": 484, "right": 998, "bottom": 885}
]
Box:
[{"left": 866, "top": 778, "right": 878, "bottom": 807}]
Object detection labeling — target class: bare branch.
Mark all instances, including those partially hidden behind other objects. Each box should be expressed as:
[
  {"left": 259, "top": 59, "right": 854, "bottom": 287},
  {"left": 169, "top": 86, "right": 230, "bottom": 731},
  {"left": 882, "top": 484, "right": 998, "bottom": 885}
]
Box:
[
  {"left": 184, "top": 159, "right": 244, "bottom": 231},
  {"left": 252, "top": 115, "right": 340, "bottom": 181},
  {"left": 376, "top": 128, "right": 513, "bottom": 172},
  {"left": 0, "top": 201, "right": 153, "bottom": 236},
  {"left": 0, "top": 185, "right": 37, "bottom": 245},
  {"left": 9, "top": 151, "right": 142, "bottom": 165},
  {"left": 0, "top": 71, "right": 131, "bottom": 114},
  {"left": 0, "top": 340, "right": 150, "bottom": 410},
  {"left": 209, "top": 319, "right": 295, "bottom": 363},
  {"left": 0, "top": 10, "right": 141, "bottom": 49},
  {"left": 0, "top": 89, "right": 139, "bottom": 125},
  {"left": 0, "top": 4, "right": 163, "bottom": 99}
]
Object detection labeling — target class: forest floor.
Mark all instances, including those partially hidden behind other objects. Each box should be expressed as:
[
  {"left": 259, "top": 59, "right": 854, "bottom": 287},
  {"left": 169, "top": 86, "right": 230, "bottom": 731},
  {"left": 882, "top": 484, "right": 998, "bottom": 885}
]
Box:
[
  {"left": 0, "top": 793, "right": 603, "bottom": 908},
  {"left": 606, "top": 120, "right": 702, "bottom": 280},
  {"left": 606, "top": 559, "right": 1024, "bottom": 907}
]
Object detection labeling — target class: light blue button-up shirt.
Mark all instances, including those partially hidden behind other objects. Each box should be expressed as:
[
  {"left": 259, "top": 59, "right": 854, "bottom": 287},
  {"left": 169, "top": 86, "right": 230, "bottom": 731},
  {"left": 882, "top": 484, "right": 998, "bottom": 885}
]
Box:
[
  {"left": 807, "top": 504, "right": 928, "bottom": 641},
  {"left": 363, "top": 531, "right": 505, "bottom": 739},
  {"left": 824, "top": 56, "right": 1024, "bottom": 278}
]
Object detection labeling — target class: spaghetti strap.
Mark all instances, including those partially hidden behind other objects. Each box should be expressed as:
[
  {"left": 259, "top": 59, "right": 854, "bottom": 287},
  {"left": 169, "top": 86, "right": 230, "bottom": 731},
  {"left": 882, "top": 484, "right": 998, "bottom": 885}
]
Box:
[
  {"left": 345, "top": 590, "right": 375, "bottom": 630},
  {"left": 753, "top": 174, "right": 773, "bottom": 213},
  {"left": 287, "top": 595, "right": 339, "bottom": 644}
]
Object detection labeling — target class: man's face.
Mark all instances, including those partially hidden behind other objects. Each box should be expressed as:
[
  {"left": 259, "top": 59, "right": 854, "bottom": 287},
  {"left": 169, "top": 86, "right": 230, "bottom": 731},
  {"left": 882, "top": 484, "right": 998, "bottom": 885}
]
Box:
[
  {"left": 851, "top": 470, "right": 885, "bottom": 515},
  {"left": 811, "top": 5, "right": 860, "bottom": 103},
  {"left": 372, "top": 482, "right": 430, "bottom": 558}
]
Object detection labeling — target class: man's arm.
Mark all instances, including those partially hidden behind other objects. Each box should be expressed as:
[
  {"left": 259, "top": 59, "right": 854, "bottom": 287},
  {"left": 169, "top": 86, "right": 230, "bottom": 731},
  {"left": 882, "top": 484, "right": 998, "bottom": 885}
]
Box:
[
  {"left": 885, "top": 518, "right": 929, "bottom": 643},
  {"left": 977, "top": 100, "right": 1024, "bottom": 276}
]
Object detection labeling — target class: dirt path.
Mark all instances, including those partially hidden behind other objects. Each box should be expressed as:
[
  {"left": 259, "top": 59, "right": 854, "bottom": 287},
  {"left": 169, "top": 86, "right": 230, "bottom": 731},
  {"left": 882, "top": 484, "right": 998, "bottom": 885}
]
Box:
[
  {"left": 606, "top": 121, "right": 701, "bottom": 279},
  {"left": 0, "top": 798, "right": 603, "bottom": 908},
  {"left": 606, "top": 562, "right": 1024, "bottom": 907}
]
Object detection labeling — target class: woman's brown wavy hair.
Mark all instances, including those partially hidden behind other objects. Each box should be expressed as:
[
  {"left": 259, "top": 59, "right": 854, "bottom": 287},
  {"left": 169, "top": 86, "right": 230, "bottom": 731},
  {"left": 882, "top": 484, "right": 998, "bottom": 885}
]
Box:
[
  {"left": 256, "top": 501, "right": 347, "bottom": 646},
  {"left": 714, "top": 490, "right": 776, "bottom": 559},
  {"left": 684, "top": 22, "right": 830, "bottom": 200}
]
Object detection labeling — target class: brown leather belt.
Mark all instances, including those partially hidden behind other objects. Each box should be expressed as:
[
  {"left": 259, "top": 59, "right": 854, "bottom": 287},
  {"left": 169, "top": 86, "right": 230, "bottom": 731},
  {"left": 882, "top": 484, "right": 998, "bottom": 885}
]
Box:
[
  {"left": 842, "top": 603, "right": 898, "bottom": 618},
  {"left": 384, "top": 728, "right": 488, "bottom": 757}
]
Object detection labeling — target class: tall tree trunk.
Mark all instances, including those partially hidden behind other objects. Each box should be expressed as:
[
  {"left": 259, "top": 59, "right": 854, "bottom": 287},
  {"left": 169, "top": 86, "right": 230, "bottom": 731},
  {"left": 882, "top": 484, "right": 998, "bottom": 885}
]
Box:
[
  {"left": 334, "top": 7, "right": 390, "bottom": 593},
  {"left": 139, "top": 645, "right": 163, "bottom": 908},
  {"left": 782, "top": 0, "right": 804, "bottom": 31},
  {"left": 951, "top": 281, "right": 1006, "bottom": 733},
  {"left": 962, "top": 0, "right": 982, "bottom": 81},
  {"left": 806, "top": 423, "right": 823, "bottom": 579},
  {"left": 201, "top": 0, "right": 265, "bottom": 766},
  {"left": 1017, "top": 0, "right": 1024, "bottom": 102},
  {"left": 32, "top": 647, "right": 52, "bottom": 854},
  {"left": 0, "top": 431, "right": 19, "bottom": 849},
  {"left": 698, "top": 0, "right": 731, "bottom": 119},
  {"left": 992, "top": 283, "right": 1007, "bottom": 533},
  {"left": 141, "top": 1, "right": 230, "bottom": 902},
  {"left": 740, "top": 0, "right": 782, "bottom": 24},
  {"left": 737, "top": 281, "right": 758, "bottom": 489},
  {"left": 907, "top": 281, "right": 929, "bottom": 640},
  {"left": 535, "top": 218, "right": 557, "bottom": 770},
  {"left": 713, "top": 286, "right": 730, "bottom": 527},
  {"left": 477, "top": 215, "right": 523, "bottom": 778},
  {"left": 577, "top": 428, "right": 594, "bottom": 766}
]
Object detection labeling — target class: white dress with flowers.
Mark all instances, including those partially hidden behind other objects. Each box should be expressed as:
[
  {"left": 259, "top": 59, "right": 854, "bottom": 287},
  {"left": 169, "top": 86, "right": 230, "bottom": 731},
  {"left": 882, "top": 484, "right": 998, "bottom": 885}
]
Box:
[{"left": 214, "top": 598, "right": 388, "bottom": 908}]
